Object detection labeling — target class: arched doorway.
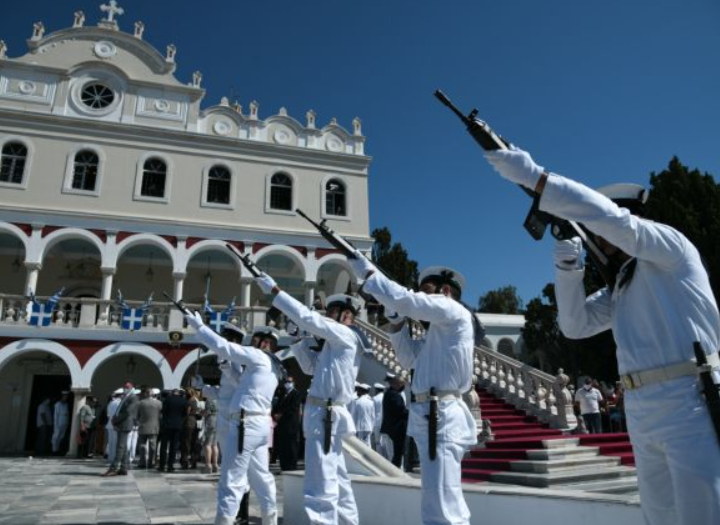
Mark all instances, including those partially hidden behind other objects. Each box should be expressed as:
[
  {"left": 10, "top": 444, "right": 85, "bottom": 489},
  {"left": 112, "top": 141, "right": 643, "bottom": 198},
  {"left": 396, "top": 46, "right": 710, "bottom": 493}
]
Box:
[{"left": 0, "top": 350, "right": 72, "bottom": 455}]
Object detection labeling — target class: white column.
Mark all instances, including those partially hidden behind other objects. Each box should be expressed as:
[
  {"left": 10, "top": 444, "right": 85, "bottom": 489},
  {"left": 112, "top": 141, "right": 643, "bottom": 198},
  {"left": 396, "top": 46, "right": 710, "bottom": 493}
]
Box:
[
  {"left": 168, "top": 272, "right": 187, "bottom": 330},
  {"left": 240, "top": 277, "right": 252, "bottom": 308},
  {"left": 305, "top": 281, "right": 316, "bottom": 307},
  {"left": 24, "top": 262, "right": 41, "bottom": 295},
  {"left": 67, "top": 388, "right": 90, "bottom": 457},
  {"left": 98, "top": 268, "right": 115, "bottom": 325}
]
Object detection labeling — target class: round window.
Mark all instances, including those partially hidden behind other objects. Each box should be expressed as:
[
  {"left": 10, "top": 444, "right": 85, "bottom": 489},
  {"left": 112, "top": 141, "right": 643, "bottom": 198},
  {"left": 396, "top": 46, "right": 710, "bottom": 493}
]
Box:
[{"left": 80, "top": 83, "right": 115, "bottom": 109}]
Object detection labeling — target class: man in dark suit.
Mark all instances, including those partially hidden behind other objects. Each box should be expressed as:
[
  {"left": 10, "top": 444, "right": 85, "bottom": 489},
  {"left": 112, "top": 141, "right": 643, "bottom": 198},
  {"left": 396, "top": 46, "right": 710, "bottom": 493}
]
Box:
[
  {"left": 272, "top": 375, "right": 302, "bottom": 471},
  {"left": 158, "top": 388, "right": 188, "bottom": 472},
  {"left": 136, "top": 386, "right": 162, "bottom": 469},
  {"left": 102, "top": 382, "right": 139, "bottom": 476},
  {"left": 381, "top": 376, "right": 408, "bottom": 468}
]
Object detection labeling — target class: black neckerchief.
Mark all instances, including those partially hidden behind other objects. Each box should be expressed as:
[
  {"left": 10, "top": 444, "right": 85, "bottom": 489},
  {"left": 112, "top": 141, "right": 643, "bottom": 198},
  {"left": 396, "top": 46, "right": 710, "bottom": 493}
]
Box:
[{"left": 614, "top": 258, "right": 638, "bottom": 293}]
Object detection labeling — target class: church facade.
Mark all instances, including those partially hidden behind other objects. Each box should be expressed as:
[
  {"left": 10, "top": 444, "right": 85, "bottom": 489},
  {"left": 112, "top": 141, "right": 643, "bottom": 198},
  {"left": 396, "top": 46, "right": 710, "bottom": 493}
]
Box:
[{"left": 0, "top": 4, "right": 372, "bottom": 454}]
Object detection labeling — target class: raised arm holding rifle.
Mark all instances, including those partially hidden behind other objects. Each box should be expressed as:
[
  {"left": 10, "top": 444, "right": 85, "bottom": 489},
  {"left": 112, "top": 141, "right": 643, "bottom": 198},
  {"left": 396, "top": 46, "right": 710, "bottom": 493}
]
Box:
[{"left": 442, "top": 89, "right": 720, "bottom": 525}]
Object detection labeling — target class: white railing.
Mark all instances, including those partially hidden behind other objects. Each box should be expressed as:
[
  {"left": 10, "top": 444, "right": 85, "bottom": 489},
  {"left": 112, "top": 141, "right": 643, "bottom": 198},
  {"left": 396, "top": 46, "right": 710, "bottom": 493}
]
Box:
[
  {"left": 0, "top": 293, "right": 271, "bottom": 335},
  {"left": 353, "top": 318, "right": 577, "bottom": 431}
]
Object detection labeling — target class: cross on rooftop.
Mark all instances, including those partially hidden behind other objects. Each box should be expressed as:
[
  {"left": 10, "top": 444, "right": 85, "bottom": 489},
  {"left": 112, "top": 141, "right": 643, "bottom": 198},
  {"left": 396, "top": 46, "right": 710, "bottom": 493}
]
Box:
[{"left": 100, "top": 1, "right": 124, "bottom": 23}]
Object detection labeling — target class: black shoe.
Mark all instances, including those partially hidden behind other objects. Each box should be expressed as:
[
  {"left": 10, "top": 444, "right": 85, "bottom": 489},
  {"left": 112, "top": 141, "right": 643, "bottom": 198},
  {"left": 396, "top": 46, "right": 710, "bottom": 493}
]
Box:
[
  {"left": 116, "top": 470, "right": 128, "bottom": 476},
  {"left": 167, "top": 467, "right": 176, "bottom": 473}
]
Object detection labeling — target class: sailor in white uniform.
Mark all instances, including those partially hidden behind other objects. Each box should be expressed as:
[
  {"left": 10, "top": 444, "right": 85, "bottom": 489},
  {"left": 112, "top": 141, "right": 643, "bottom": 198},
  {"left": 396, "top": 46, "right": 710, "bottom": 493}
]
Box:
[
  {"left": 350, "top": 261, "right": 478, "bottom": 525},
  {"left": 485, "top": 145, "right": 720, "bottom": 525},
  {"left": 186, "top": 314, "right": 283, "bottom": 525},
  {"left": 351, "top": 384, "right": 375, "bottom": 446},
  {"left": 371, "top": 383, "right": 385, "bottom": 453},
  {"left": 255, "top": 272, "right": 364, "bottom": 525}
]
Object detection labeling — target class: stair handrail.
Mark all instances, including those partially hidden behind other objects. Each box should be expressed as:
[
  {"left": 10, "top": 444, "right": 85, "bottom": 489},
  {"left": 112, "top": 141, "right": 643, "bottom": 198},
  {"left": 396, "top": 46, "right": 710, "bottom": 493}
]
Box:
[{"left": 354, "top": 318, "right": 577, "bottom": 431}]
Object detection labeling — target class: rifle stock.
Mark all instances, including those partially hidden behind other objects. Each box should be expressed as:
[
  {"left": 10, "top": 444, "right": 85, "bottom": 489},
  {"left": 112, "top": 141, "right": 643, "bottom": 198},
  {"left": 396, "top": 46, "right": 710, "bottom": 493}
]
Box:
[
  {"left": 161, "top": 291, "right": 191, "bottom": 315},
  {"left": 296, "top": 209, "right": 358, "bottom": 258}
]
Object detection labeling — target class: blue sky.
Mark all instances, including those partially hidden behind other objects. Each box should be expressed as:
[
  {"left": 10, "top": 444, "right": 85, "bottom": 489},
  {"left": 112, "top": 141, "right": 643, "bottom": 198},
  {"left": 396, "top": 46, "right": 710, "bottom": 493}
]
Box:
[{"left": 2, "top": 0, "right": 719, "bottom": 306}]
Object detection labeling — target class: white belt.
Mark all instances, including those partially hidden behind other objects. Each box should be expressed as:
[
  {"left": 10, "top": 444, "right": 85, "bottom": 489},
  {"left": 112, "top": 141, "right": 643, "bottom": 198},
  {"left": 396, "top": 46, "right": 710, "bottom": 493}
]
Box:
[
  {"left": 413, "top": 390, "right": 462, "bottom": 403},
  {"left": 306, "top": 395, "right": 344, "bottom": 408},
  {"left": 620, "top": 353, "right": 720, "bottom": 391},
  {"left": 229, "top": 410, "right": 269, "bottom": 422}
]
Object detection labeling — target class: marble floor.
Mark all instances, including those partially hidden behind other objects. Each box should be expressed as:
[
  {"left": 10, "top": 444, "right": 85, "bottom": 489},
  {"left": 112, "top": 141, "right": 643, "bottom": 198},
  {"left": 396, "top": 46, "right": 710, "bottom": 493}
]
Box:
[{"left": 0, "top": 456, "right": 286, "bottom": 525}]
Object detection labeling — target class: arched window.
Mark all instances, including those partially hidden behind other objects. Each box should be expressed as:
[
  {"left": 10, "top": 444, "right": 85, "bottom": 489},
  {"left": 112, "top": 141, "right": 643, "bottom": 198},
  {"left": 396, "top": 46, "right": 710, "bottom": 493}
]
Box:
[
  {"left": 0, "top": 142, "right": 28, "bottom": 184},
  {"left": 141, "top": 158, "right": 167, "bottom": 198},
  {"left": 72, "top": 150, "right": 99, "bottom": 191},
  {"left": 270, "top": 173, "right": 293, "bottom": 211},
  {"left": 207, "top": 165, "right": 231, "bottom": 204},
  {"left": 325, "top": 179, "right": 346, "bottom": 216}
]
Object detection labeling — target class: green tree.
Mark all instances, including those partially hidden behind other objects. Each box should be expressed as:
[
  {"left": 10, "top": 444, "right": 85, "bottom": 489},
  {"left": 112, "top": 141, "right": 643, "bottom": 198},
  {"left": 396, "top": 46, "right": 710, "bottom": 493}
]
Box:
[
  {"left": 645, "top": 157, "right": 720, "bottom": 301},
  {"left": 370, "top": 227, "right": 418, "bottom": 288},
  {"left": 478, "top": 285, "right": 523, "bottom": 314}
]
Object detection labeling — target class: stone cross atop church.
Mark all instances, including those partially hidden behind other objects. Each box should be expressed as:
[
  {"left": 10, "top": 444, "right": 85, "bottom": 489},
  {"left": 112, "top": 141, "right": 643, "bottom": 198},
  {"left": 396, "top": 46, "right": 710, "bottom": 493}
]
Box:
[{"left": 99, "top": 1, "right": 124, "bottom": 29}]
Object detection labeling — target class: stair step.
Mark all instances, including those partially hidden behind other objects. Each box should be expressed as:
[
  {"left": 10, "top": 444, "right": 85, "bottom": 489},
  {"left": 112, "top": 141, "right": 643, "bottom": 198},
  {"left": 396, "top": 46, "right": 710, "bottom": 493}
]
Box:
[
  {"left": 577, "top": 432, "right": 631, "bottom": 444},
  {"left": 485, "top": 437, "right": 578, "bottom": 450},
  {"left": 462, "top": 468, "right": 502, "bottom": 482},
  {"left": 489, "top": 465, "right": 636, "bottom": 488},
  {"left": 553, "top": 476, "right": 639, "bottom": 495},
  {"left": 489, "top": 422, "right": 544, "bottom": 431},
  {"left": 525, "top": 445, "right": 601, "bottom": 461},
  {"left": 492, "top": 429, "right": 563, "bottom": 439},
  {"left": 468, "top": 448, "right": 530, "bottom": 460},
  {"left": 508, "top": 456, "right": 621, "bottom": 473}
]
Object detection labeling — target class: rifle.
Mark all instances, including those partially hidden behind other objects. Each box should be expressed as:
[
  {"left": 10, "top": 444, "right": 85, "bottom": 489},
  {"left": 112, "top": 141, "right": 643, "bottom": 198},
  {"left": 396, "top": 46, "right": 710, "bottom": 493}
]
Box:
[
  {"left": 323, "top": 398, "right": 333, "bottom": 454},
  {"left": 427, "top": 387, "right": 438, "bottom": 461},
  {"left": 693, "top": 342, "right": 720, "bottom": 447},
  {"left": 296, "top": 209, "right": 359, "bottom": 258},
  {"left": 161, "top": 291, "right": 191, "bottom": 315},
  {"left": 435, "top": 89, "right": 617, "bottom": 287},
  {"left": 225, "top": 243, "right": 262, "bottom": 278}
]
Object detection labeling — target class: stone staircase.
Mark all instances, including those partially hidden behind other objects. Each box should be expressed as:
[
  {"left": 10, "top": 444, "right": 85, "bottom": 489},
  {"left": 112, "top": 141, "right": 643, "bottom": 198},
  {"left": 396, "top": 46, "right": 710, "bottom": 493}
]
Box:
[{"left": 463, "top": 389, "right": 638, "bottom": 495}]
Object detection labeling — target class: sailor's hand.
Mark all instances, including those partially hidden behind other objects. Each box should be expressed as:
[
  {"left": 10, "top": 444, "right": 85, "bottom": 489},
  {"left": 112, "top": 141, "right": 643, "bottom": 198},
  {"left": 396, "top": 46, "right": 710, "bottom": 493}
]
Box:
[
  {"left": 349, "top": 250, "right": 376, "bottom": 279},
  {"left": 554, "top": 237, "right": 583, "bottom": 271},
  {"left": 185, "top": 311, "right": 205, "bottom": 330},
  {"left": 484, "top": 145, "right": 545, "bottom": 191},
  {"left": 255, "top": 272, "right": 278, "bottom": 294}
]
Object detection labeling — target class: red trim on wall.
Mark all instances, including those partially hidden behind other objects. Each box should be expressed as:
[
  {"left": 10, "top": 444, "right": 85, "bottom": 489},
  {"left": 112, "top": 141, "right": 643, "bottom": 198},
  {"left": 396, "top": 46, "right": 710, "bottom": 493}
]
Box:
[
  {"left": 116, "top": 231, "right": 137, "bottom": 243},
  {"left": 88, "top": 229, "right": 107, "bottom": 243},
  {"left": 185, "top": 237, "right": 204, "bottom": 249},
  {"left": 291, "top": 246, "right": 308, "bottom": 257},
  {"left": 160, "top": 235, "right": 177, "bottom": 248},
  {"left": 315, "top": 248, "right": 340, "bottom": 258},
  {"left": 224, "top": 240, "right": 244, "bottom": 252},
  {"left": 252, "top": 243, "right": 269, "bottom": 254},
  {"left": 41, "top": 225, "right": 62, "bottom": 237},
  {"left": 12, "top": 223, "right": 32, "bottom": 237}
]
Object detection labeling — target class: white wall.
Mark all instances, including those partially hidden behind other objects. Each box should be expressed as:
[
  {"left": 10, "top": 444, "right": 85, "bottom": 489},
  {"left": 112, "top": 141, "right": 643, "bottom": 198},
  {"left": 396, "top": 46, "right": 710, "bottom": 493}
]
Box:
[{"left": 283, "top": 473, "right": 643, "bottom": 525}]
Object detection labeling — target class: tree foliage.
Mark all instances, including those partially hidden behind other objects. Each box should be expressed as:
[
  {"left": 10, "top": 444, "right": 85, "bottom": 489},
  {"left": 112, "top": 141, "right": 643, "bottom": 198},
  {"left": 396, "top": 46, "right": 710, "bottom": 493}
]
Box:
[
  {"left": 645, "top": 157, "right": 720, "bottom": 302},
  {"left": 478, "top": 285, "right": 523, "bottom": 314},
  {"left": 370, "top": 227, "right": 418, "bottom": 289}
]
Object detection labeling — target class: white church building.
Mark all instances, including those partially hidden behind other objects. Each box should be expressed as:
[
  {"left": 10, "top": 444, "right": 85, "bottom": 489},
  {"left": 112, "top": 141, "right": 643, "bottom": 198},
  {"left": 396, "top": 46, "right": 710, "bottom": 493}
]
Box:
[{"left": 0, "top": 3, "right": 525, "bottom": 456}]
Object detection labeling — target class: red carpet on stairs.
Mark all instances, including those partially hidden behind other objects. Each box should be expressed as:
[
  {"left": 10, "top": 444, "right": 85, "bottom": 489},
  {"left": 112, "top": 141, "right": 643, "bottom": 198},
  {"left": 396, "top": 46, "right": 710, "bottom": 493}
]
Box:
[{"left": 461, "top": 388, "right": 635, "bottom": 484}]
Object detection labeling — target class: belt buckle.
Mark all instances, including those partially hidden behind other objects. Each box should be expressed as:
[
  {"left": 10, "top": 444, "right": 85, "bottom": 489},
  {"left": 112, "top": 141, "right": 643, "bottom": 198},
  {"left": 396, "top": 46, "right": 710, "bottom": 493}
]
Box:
[{"left": 622, "top": 375, "right": 635, "bottom": 390}]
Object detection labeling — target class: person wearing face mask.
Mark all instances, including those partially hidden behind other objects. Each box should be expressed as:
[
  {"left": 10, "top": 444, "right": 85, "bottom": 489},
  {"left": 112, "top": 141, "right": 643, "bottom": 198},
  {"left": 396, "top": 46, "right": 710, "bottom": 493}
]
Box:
[
  {"left": 102, "top": 382, "right": 139, "bottom": 476},
  {"left": 484, "top": 145, "right": 720, "bottom": 525},
  {"left": 272, "top": 375, "right": 302, "bottom": 471},
  {"left": 574, "top": 377, "right": 604, "bottom": 434},
  {"left": 255, "top": 270, "right": 364, "bottom": 525},
  {"left": 185, "top": 311, "right": 283, "bottom": 525}
]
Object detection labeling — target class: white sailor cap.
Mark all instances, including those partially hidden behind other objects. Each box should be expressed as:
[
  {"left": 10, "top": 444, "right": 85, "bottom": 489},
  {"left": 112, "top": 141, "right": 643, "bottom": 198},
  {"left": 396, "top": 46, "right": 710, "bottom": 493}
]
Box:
[
  {"left": 596, "top": 183, "right": 648, "bottom": 214},
  {"left": 373, "top": 382, "right": 385, "bottom": 391},
  {"left": 325, "top": 294, "right": 362, "bottom": 314},
  {"left": 221, "top": 322, "right": 245, "bottom": 340},
  {"left": 358, "top": 383, "right": 370, "bottom": 390},
  {"left": 418, "top": 266, "right": 466, "bottom": 291},
  {"left": 384, "top": 372, "right": 396, "bottom": 381},
  {"left": 150, "top": 388, "right": 161, "bottom": 396},
  {"left": 252, "top": 326, "right": 280, "bottom": 341},
  {"left": 113, "top": 388, "right": 124, "bottom": 395},
  {"left": 132, "top": 388, "right": 141, "bottom": 395}
]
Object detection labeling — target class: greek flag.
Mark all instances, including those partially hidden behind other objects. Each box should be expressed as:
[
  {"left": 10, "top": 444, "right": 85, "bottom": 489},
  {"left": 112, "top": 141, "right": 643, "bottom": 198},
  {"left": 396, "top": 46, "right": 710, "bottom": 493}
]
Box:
[
  {"left": 28, "top": 288, "right": 64, "bottom": 327},
  {"left": 204, "top": 296, "right": 236, "bottom": 333},
  {"left": 117, "top": 291, "right": 153, "bottom": 331}
]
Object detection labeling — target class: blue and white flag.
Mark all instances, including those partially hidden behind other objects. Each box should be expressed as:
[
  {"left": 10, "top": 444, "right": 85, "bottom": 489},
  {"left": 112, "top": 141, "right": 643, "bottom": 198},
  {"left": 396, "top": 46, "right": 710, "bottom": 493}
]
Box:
[
  {"left": 203, "top": 294, "right": 236, "bottom": 334},
  {"left": 118, "top": 291, "right": 153, "bottom": 331},
  {"left": 28, "top": 288, "right": 64, "bottom": 327}
]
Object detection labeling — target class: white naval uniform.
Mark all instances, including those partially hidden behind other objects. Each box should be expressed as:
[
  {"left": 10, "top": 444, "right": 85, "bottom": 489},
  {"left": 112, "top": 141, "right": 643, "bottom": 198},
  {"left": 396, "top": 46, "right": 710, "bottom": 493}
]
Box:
[
  {"left": 371, "top": 392, "right": 386, "bottom": 454},
  {"left": 276, "top": 291, "right": 361, "bottom": 525},
  {"left": 194, "top": 326, "right": 279, "bottom": 525},
  {"left": 201, "top": 362, "right": 243, "bottom": 457},
  {"left": 51, "top": 400, "right": 69, "bottom": 453},
  {"left": 543, "top": 173, "right": 720, "bottom": 525},
  {"left": 351, "top": 394, "right": 375, "bottom": 446},
  {"left": 363, "top": 273, "right": 477, "bottom": 525}
]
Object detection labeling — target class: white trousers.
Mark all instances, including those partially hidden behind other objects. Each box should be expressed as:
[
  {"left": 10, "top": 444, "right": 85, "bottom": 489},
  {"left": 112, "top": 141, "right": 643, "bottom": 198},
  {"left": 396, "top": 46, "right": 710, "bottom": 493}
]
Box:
[
  {"left": 626, "top": 376, "right": 720, "bottom": 525},
  {"left": 105, "top": 427, "right": 117, "bottom": 464},
  {"left": 51, "top": 420, "right": 68, "bottom": 452},
  {"left": 216, "top": 419, "right": 277, "bottom": 519},
  {"left": 304, "top": 433, "right": 358, "bottom": 525},
  {"left": 127, "top": 428, "right": 138, "bottom": 462},
  {"left": 414, "top": 434, "right": 470, "bottom": 525},
  {"left": 377, "top": 433, "right": 393, "bottom": 462}
]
